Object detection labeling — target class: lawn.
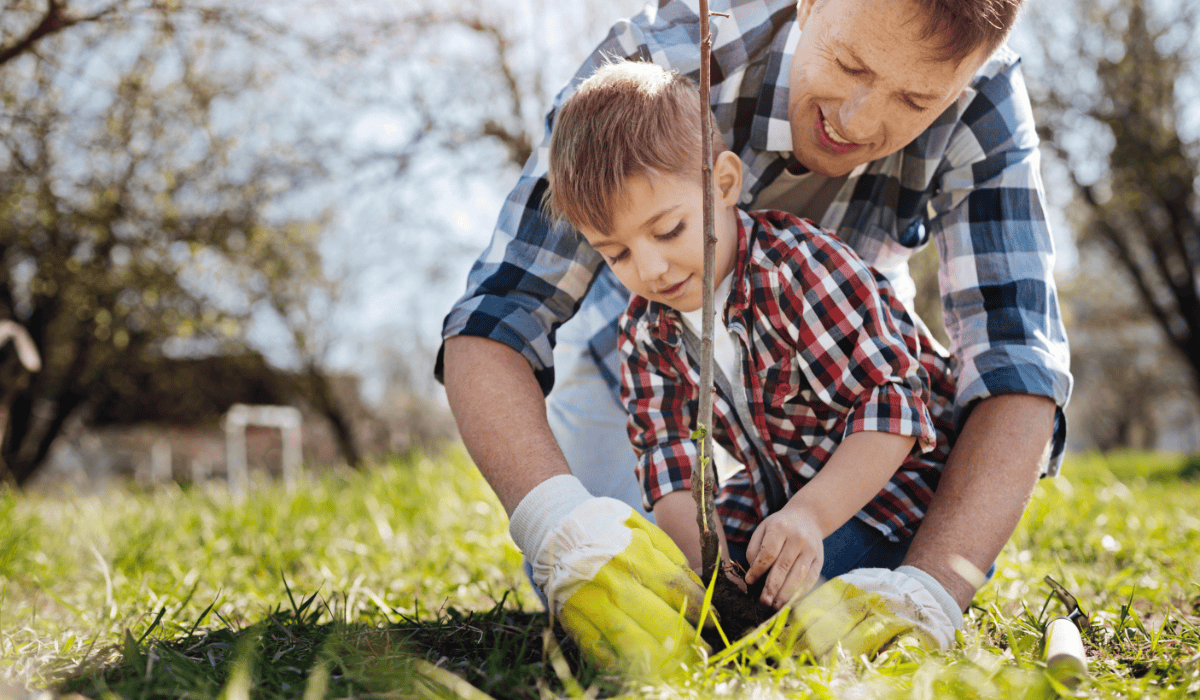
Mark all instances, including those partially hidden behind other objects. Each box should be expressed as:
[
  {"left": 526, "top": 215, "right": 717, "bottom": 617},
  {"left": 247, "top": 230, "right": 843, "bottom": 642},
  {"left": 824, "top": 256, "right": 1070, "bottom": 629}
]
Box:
[{"left": 1, "top": 449, "right": 1198, "bottom": 698}]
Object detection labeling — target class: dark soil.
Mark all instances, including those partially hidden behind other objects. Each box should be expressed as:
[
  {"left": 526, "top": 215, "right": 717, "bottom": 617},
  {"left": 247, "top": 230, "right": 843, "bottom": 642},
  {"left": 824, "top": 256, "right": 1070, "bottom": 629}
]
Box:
[{"left": 701, "top": 564, "right": 777, "bottom": 649}]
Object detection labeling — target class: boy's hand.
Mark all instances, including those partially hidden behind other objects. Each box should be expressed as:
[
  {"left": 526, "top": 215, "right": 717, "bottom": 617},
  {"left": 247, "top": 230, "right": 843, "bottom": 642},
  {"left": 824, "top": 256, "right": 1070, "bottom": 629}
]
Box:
[
  {"left": 744, "top": 505, "right": 825, "bottom": 608},
  {"left": 509, "top": 476, "right": 711, "bottom": 678}
]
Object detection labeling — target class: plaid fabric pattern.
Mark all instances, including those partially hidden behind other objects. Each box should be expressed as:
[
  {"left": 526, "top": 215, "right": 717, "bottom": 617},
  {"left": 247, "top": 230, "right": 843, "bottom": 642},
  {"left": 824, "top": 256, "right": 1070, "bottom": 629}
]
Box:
[
  {"left": 620, "top": 210, "right": 956, "bottom": 545},
  {"left": 437, "top": 0, "right": 1072, "bottom": 468}
]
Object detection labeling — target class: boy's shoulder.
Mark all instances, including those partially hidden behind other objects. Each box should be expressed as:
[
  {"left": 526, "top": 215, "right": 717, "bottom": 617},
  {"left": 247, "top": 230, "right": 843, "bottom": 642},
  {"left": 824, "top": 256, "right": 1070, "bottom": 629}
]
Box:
[
  {"left": 740, "top": 209, "right": 884, "bottom": 308},
  {"left": 743, "top": 209, "right": 860, "bottom": 270}
]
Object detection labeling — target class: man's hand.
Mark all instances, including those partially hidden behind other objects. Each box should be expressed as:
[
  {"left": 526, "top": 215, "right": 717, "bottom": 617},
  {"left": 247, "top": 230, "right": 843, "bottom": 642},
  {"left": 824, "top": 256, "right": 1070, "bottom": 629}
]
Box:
[
  {"left": 765, "top": 566, "right": 962, "bottom": 661},
  {"left": 510, "top": 475, "right": 710, "bottom": 677},
  {"left": 744, "top": 506, "right": 824, "bottom": 609}
]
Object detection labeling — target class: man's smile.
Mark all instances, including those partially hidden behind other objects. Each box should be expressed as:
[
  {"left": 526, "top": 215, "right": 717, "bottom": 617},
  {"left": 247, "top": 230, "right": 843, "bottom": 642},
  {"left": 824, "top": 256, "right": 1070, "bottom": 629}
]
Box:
[{"left": 815, "top": 108, "right": 861, "bottom": 153}]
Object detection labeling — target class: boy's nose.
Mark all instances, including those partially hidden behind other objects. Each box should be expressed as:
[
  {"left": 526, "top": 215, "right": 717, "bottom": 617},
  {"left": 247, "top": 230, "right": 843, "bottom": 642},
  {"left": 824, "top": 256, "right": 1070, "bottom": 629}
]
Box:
[
  {"left": 634, "top": 247, "right": 669, "bottom": 282},
  {"left": 838, "top": 86, "right": 884, "bottom": 143}
]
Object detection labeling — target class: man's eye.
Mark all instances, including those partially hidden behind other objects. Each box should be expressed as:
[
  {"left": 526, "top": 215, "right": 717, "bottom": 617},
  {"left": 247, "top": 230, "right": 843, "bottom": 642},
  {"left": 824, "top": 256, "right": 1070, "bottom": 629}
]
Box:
[
  {"left": 835, "top": 58, "right": 865, "bottom": 76},
  {"left": 656, "top": 222, "right": 685, "bottom": 241},
  {"left": 903, "top": 97, "right": 928, "bottom": 112}
]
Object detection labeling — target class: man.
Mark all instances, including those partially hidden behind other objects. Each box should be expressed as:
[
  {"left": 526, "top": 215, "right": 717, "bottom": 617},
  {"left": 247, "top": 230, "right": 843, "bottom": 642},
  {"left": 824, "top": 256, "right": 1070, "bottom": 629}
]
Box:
[{"left": 438, "top": 0, "right": 1072, "bottom": 673}]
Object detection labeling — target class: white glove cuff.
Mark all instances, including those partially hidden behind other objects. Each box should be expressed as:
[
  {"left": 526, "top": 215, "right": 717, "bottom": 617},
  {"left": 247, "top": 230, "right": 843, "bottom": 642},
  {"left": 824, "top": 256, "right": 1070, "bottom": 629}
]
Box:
[
  {"left": 896, "top": 565, "right": 963, "bottom": 631},
  {"left": 508, "top": 474, "right": 592, "bottom": 561}
]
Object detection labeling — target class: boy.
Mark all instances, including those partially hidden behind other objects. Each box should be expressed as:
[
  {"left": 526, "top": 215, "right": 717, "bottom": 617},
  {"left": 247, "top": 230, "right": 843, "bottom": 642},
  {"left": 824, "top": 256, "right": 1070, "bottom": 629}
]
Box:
[{"left": 547, "top": 60, "right": 957, "bottom": 610}]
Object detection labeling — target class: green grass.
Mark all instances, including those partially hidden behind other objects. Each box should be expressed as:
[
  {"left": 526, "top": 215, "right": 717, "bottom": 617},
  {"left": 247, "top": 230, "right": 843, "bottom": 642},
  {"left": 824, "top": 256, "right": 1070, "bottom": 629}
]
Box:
[{"left": 2, "top": 449, "right": 1199, "bottom": 698}]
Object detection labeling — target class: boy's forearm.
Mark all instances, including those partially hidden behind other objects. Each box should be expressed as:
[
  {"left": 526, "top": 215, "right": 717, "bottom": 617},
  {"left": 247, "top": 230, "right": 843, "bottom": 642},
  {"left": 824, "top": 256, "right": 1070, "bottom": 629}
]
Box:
[
  {"left": 786, "top": 431, "right": 915, "bottom": 538},
  {"left": 654, "top": 490, "right": 705, "bottom": 573},
  {"left": 655, "top": 489, "right": 734, "bottom": 575}
]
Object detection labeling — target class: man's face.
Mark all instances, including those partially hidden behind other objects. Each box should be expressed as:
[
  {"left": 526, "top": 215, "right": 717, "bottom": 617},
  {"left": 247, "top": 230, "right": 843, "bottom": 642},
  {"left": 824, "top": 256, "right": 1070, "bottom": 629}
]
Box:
[
  {"left": 577, "top": 165, "right": 740, "bottom": 313},
  {"left": 789, "top": 0, "right": 989, "bottom": 177}
]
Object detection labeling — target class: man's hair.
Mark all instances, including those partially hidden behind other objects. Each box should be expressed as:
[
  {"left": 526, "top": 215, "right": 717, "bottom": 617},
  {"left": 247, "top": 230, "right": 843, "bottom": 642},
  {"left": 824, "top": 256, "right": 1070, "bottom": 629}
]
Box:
[
  {"left": 546, "top": 60, "right": 726, "bottom": 234},
  {"left": 909, "top": 0, "right": 1026, "bottom": 63}
]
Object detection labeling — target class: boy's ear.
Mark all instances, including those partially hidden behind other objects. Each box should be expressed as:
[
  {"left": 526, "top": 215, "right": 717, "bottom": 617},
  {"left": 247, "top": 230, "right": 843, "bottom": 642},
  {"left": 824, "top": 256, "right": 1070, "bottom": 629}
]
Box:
[{"left": 714, "top": 151, "right": 743, "bottom": 207}]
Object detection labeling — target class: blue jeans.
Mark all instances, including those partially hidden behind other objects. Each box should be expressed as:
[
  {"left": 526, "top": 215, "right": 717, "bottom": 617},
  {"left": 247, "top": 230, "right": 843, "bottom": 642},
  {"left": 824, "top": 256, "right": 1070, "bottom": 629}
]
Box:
[
  {"left": 724, "top": 517, "right": 998, "bottom": 582},
  {"left": 725, "top": 517, "right": 911, "bottom": 580}
]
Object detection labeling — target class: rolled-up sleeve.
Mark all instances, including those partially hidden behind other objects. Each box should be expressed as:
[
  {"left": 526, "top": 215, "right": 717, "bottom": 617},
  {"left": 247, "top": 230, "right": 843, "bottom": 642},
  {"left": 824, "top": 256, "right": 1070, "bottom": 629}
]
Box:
[
  {"left": 927, "top": 58, "right": 1073, "bottom": 467},
  {"left": 437, "top": 172, "right": 603, "bottom": 395},
  {"left": 618, "top": 304, "right": 700, "bottom": 510}
]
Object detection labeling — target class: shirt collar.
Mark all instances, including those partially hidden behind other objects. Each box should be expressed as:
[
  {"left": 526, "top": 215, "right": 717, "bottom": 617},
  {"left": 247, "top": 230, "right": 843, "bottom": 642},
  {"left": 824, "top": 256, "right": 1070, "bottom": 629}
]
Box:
[
  {"left": 754, "top": 21, "right": 801, "bottom": 153},
  {"left": 728, "top": 209, "right": 755, "bottom": 317}
]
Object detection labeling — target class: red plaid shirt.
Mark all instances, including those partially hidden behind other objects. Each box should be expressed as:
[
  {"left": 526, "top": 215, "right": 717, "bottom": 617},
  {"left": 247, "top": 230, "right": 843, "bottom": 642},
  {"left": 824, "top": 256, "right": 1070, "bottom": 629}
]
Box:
[{"left": 619, "top": 210, "right": 957, "bottom": 546}]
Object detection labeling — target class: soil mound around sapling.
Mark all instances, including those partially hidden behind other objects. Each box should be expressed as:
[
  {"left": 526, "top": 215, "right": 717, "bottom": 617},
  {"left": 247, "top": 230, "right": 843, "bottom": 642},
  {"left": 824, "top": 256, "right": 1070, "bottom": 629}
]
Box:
[{"left": 701, "top": 564, "right": 777, "bottom": 649}]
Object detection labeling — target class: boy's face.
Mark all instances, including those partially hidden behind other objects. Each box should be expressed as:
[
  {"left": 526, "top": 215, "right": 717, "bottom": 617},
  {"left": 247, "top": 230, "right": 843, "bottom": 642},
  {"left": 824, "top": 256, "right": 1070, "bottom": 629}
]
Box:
[
  {"left": 788, "top": 0, "right": 990, "bottom": 177},
  {"left": 577, "top": 153, "right": 742, "bottom": 313}
]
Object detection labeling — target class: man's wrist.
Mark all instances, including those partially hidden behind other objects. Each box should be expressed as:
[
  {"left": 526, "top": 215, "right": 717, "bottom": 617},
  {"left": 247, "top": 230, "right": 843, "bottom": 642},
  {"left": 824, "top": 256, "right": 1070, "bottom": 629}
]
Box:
[
  {"left": 508, "top": 474, "right": 593, "bottom": 559},
  {"left": 901, "top": 551, "right": 981, "bottom": 606},
  {"left": 896, "top": 565, "right": 963, "bottom": 630}
]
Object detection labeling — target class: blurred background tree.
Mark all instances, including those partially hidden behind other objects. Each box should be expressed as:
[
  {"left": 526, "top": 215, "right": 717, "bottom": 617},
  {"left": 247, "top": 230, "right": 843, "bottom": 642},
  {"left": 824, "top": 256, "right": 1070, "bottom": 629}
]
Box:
[
  {"left": 0, "top": 0, "right": 355, "bottom": 484},
  {"left": 0, "top": 0, "right": 646, "bottom": 486},
  {"left": 1020, "top": 0, "right": 1199, "bottom": 451}
]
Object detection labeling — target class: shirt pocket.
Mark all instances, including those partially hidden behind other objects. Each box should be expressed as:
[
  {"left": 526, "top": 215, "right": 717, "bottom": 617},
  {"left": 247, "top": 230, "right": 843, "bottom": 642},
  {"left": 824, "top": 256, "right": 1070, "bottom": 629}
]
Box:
[{"left": 759, "top": 355, "right": 801, "bottom": 413}]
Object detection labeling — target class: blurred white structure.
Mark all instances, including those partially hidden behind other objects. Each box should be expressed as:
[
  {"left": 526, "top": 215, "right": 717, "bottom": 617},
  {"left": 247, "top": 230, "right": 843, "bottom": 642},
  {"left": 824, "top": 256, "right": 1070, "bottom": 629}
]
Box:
[
  {"left": 0, "top": 320, "right": 41, "bottom": 372},
  {"left": 223, "top": 403, "right": 303, "bottom": 500},
  {"left": 0, "top": 320, "right": 41, "bottom": 462},
  {"left": 151, "top": 438, "right": 172, "bottom": 482}
]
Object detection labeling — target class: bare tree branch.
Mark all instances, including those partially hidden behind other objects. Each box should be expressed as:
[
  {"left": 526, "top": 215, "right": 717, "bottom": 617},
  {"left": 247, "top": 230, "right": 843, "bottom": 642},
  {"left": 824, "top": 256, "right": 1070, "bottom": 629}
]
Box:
[
  {"left": 1089, "top": 215, "right": 1181, "bottom": 351},
  {"left": 0, "top": 0, "right": 119, "bottom": 65}
]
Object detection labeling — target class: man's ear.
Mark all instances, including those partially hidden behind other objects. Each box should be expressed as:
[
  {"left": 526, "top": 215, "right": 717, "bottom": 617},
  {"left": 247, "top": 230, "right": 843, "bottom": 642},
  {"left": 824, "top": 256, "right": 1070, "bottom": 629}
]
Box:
[
  {"left": 714, "top": 151, "right": 743, "bottom": 207},
  {"left": 795, "top": 0, "right": 819, "bottom": 29}
]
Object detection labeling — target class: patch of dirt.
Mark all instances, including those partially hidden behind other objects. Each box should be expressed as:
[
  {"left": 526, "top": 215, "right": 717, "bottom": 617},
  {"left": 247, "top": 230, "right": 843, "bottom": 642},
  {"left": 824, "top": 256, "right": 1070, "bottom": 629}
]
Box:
[{"left": 702, "top": 564, "right": 777, "bottom": 649}]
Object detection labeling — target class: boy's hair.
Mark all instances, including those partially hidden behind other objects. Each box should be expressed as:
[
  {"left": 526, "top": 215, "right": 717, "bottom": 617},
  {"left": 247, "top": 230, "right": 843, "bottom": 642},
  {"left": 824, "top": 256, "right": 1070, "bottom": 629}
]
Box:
[
  {"left": 546, "top": 60, "right": 726, "bottom": 234},
  {"left": 908, "top": 0, "right": 1027, "bottom": 63}
]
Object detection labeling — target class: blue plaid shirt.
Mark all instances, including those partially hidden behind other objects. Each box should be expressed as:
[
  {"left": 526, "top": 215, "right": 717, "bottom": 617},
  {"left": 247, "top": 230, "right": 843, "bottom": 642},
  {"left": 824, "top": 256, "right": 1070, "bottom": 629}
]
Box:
[{"left": 437, "top": 0, "right": 1073, "bottom": 470}]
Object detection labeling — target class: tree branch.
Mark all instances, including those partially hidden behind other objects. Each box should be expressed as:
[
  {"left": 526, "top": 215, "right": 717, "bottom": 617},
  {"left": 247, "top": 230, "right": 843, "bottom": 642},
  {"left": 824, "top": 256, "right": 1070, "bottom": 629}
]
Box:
[
  {"left": 0, "top": 0, "right": 119, "bottom": 66},
  {"left": 1090, "top": 214, "right": 1185, "bottom": 353}
]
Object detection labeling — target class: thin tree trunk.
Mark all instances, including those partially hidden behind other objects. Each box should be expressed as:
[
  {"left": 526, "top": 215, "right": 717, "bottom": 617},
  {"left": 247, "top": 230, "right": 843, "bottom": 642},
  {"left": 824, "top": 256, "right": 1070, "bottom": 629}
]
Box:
[
  {"left": 304, "top": 364, "right": 362, "bottom": 468},
  {"left": 692, "top": 0, "right": 721, "bottom": 583}
]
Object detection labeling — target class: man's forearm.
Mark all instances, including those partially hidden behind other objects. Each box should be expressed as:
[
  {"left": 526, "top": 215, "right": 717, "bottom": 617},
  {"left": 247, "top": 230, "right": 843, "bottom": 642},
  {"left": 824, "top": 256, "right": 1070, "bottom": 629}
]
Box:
[
  {"left": 442, "top": 335, "right": 573, "bottom": 516},
  {"left": 902, "top": 394, "right": 1057, "bottom": 610}
]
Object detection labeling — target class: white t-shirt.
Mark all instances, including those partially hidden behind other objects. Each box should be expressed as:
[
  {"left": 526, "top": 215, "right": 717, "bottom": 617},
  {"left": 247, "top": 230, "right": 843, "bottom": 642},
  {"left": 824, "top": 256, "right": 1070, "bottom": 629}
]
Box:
[
  {"left": 678, "top": 272, "right": 742, "bottom": 477},
  {"left": 679, "top": 273, "right": 737, "bottom": 389}
]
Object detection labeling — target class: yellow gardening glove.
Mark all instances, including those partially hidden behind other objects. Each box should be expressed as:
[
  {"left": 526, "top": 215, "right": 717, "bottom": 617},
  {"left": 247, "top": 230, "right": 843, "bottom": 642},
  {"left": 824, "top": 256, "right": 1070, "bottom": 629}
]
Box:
[
  {"left": 768, "top": 567, "right": 962, "bottom": 662},
  {"left": 509, "top": 475, "right": 710, "bottom": 678}
]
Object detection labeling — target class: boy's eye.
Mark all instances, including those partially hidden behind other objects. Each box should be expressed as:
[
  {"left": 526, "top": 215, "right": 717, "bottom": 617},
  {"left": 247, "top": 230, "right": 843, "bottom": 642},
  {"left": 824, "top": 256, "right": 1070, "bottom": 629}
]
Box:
[
  {"left": 656, "top": 221, "right": 685, "bottom": 241},
  {"left": 607, "top": 249, "right": 629, "bottom": 263}
]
